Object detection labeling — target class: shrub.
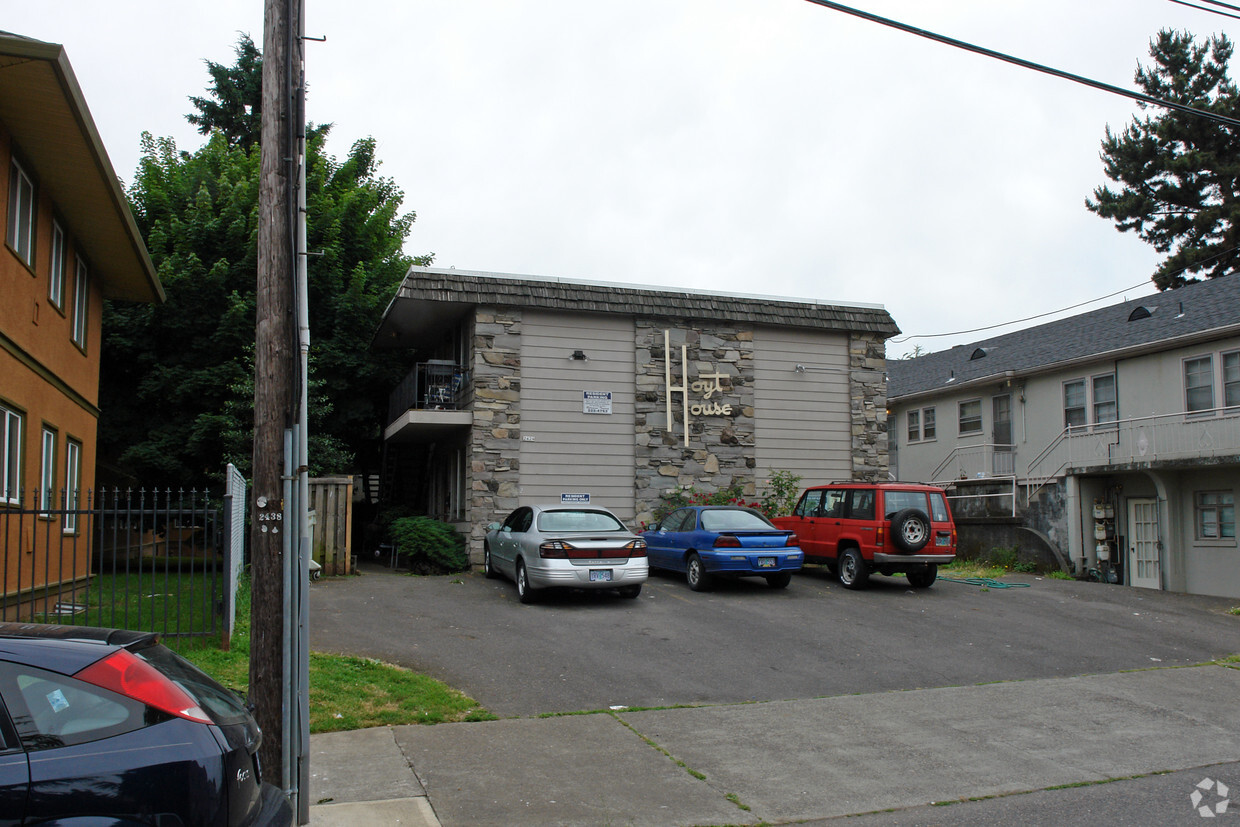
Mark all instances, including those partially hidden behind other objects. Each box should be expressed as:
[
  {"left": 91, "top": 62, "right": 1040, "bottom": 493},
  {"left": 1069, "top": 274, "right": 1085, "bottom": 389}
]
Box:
[
  {"left": 651, "top": 481, "right": 752, "bottom": 526},
  {"left": 756, "top": 470, "right": 802, "bottom": 518},
  {"left": 387, "top": 517, "right": 469, "bottom": 574}
]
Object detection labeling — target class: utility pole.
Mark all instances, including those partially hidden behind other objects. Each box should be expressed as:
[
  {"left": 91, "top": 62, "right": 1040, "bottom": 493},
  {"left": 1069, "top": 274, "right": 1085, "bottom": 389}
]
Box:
[{"left": 253, "top": 0, "right": 304, "bottom": 802}]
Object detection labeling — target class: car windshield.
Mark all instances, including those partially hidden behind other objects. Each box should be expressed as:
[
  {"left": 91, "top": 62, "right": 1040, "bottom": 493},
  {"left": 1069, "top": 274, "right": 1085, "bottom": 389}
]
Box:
[
  {"left": 700, "top": 509, "right": 773, "bottom": 531},
  {"left": 537, "top": 510, "right": 626, "bottom": 532}
]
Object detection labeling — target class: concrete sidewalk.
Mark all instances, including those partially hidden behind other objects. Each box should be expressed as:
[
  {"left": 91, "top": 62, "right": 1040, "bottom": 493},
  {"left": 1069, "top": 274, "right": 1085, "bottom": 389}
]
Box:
[{"left": 307, "top": 663, "right": 1240, "bottom": 826}]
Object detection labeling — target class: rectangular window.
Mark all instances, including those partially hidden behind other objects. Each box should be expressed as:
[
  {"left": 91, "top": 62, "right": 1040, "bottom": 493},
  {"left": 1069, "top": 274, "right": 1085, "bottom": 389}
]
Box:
[
  {"left": 7, "top": 158, "right": 35, "bottom": 267},
  {"left": 63, "top": 439, "right": 81, "bottom": 533},
  {"left": 1196, "top": 491, "right": 1235, "bottom": 540},
  {"left": 2, "top": 405, "right": 22, "bottom": 505},
  {"left": 1185, "top": 356, "right": 1215, "bottom": 414},
  {"left": 907, "top": 410, "right": 921, "bottom": 442},
  {"left": 923, "top": 407, "right": 936, "bottom": 440},
  {"left": 1092, "top": 373, "right": 1117, "bottom": 427},
  {"left": 1225, "top": 352, "right": 1240, "bottom": 409},
  {"left": 39, "top": 428, "right": 56, "bottom": 514},
  {"left": 1063, "top": 380, "right": 1086, "bottom": 429},
  {"left": 958, "top": 399, "right": 982, "bottom": 434},
  {"left": 49, "top": 220, "right": 66, "bottom": 309},
  {"left": 71, "top": 257, "right": 88, "bottom": 349}
]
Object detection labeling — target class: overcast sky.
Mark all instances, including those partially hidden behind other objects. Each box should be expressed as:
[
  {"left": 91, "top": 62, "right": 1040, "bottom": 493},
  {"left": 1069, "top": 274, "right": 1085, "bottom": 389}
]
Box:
[{"left": 8, "top": 1, "right": 1226, "bottom": 354}]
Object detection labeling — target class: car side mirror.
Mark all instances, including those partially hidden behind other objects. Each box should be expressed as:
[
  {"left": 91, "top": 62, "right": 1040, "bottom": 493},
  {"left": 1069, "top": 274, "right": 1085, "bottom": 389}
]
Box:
[{"left": 486, "top": 522, "right": 500, "bottom": 531}]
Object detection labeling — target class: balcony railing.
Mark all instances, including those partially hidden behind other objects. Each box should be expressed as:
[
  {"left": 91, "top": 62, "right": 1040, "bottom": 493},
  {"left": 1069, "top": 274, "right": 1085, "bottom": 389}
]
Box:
[
  {"left": 387, "top": 360, "right": 468, "bottom": 424},
  {"left": 1027, "top": 407, "right": 1240, "bottom": 482},
  {"left": 930, "top": 442, "right": 1016, "bottom": 482}
]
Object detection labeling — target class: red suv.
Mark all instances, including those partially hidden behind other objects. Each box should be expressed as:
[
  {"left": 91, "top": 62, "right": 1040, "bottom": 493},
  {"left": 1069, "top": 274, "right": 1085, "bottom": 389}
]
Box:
[{"left": 772, "top": 482, "right": 956, "bottom": 589}]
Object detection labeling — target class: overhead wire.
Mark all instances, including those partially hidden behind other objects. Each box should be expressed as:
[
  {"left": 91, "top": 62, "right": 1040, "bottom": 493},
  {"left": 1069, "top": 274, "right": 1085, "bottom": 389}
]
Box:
[{"left": 1167, "top": 0, "right": 1240, "bottom": 20}]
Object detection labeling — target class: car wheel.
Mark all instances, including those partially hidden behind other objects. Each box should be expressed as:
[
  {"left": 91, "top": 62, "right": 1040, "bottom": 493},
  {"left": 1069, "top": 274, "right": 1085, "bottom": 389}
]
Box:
[
  {"left": 686, "top": 553, "right": 712, "bottom": 592},
  {"left": 618, "top": 584, "right": 642, "bottom": 599},
  {"left": 907, "top": 564, "right": 938, "bottom": 588},
  {"left": 765, "top": 571, "right": 792, "bottom": 589},
  {"left": 837, "top": 548, "right": 869, "bottom": 589},
  {"left": 483, "top": 544, "right": 497, "bottom": 579},
  {"left": 890, "top": 508, "right": 931, "bottom": 552},
  {"left": 516, "top": 559, "right": 537, "bottom": 604}
]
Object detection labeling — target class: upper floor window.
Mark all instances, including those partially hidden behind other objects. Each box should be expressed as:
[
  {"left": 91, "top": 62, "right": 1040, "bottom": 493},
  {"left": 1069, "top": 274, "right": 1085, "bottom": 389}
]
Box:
[
  {"left": 1092, "top": 373, "right": 1117, "bottom": 427},
  {"left": 906, "top": 406, "right": 936, "bottom": 442},
  {"left": 1195, "top": 491, "right": 1235, "bottom": 540},
  {"left": 2, "top": 405, "right": 22, "bottom": 506},
  {"left": 1225, "top": 351, "right": 1240, "bottom": 410},
  {"left": 39, "top": 427, "right": 56, "bottom": 514},
  {"left": 7, "top": 158, "right": 35, "bottom": 267},
  {"left": 1063, "top": 380, "right": 1086, "bottom": 428},
  {"left": 1184, "top": 356, "right": 1215, "bottom": 414},
  {"left": 49, "top": 220, "right": 66, "bottom": 309},
  {"left": 71, "top": 258, "right": 88, "bottom": 349},
  {"left": 958, "top": 399, "right": 982, "bottom": 435}
]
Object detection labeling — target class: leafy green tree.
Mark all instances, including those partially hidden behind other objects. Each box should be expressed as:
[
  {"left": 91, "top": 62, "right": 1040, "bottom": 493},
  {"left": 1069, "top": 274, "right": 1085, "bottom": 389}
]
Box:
[
  {"left": 186, "top": 34, "right": 263, "bottom": 148},
  {"left": 100, "top": 36, "right": 430, "bottom": 488},
  {"left": 1087, "top": 29, "right": 1240, "bottom": 289}
]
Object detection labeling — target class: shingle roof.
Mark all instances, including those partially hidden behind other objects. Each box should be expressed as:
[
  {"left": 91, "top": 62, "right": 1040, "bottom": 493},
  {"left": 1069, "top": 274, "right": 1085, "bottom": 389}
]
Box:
[
  {"left": 378, "top": 267, "right": 900, "bottom": 343},
  {"left": 887, "top": 275, "right": 1240, "bottom": 400}
]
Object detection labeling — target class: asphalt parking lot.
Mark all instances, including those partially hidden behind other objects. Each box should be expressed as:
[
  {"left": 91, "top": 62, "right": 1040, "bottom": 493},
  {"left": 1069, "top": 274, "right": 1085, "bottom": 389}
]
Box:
[{"left": 309, "top": 563, "right": 1240, "bottom": 718}]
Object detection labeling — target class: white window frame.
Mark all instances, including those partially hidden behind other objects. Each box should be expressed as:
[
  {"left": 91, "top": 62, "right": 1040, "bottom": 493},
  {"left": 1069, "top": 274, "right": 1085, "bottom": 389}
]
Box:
[
  {"left": 1184, "top": 355, "right": 1215, "bottom": 415},
  {"left": 7, "top": 157, "right": 35, "bottom": 267},
  {"left": 906, "top": 406, "right": 936, "bottom": 443},
  {"left": 1224, "top": 350, "right": 1240, "bottom": 410},
  {"left": 1063, "top": 379, "right": 1086, "bottom": 429},
  {"left": 40, "top": 427, "right": 56, "bottom": 515},
  {"left": 63, "top": 439, "right": 81, "bottom": 533},
  {"left": 72, "top": 256, "right": 88, "bottom": 350},
  {"left": 49, "top": 219, "right": 66, "bottom": 309},
  {"left": 2, "top": 405, "right": 22, "bottom": 506},
  {"left": 1091, "top": 373, "right": 1118, "bottom": 428},
  {"left": 907, "top": 409, "right": 921, "bottom": 443},
  {"left": 958, "top": 399, "right": 982, "bottom": 435}
]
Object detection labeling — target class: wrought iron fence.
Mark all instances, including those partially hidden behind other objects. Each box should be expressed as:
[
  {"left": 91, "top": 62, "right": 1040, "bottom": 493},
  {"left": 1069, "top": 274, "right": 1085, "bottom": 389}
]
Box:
[{"left": 1, "top": 487, "right": 227, "bottom": 644}]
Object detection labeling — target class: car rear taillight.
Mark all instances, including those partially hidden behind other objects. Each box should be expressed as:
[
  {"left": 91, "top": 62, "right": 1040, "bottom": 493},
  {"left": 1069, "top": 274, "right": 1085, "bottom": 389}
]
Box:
[
  {"left": 539, "top": 540, "right": 575, "bottom": 558},
  {"left": 713, "top": 535, "right": 742, "bottom": 548},
  {"left": 876, "top": 525, "right": 885, "bottom": 548},
  {"left": 625, "top": 539, "right": 647, "bottom": 557},
  {"left": 75, "top": 649, "right": 212, "bottom": 724},
  {"left": 784, "top": 534, "right": 799, "bottom": 547}
]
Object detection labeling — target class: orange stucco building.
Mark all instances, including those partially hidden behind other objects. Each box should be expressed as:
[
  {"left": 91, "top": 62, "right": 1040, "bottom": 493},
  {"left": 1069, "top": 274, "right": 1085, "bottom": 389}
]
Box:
[{"left": 0, "top": 33, "right": 163, "bottom": 599}]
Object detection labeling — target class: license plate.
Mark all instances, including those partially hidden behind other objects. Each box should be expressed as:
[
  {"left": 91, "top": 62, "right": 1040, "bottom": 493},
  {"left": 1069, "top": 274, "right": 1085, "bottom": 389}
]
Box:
[
  {"left": 936, "top": 535, "right": 951, "bottom": 546},
  {"left": 757, "top": 557, "right": 775, "bottom": 568},
  {"left": 589, "top": 569, "right": 612, "bottom": 582}
]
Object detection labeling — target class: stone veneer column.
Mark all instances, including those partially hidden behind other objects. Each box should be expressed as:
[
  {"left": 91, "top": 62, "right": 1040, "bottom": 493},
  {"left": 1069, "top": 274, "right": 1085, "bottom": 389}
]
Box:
[
  {"left": 849, "top": 332, "right": 889, "bottom": 481},
  {"left": 468, "top": 307, "right": 522, "bottom": 563},
  {"left": 633, "top": 320, "right": 756, "bottom": 526}
]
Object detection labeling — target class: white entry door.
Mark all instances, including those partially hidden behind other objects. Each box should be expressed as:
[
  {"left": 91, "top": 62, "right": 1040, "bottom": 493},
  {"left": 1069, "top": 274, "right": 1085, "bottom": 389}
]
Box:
[{"left": 1127, "top": 498, "right": 1161, "bottom": 589}]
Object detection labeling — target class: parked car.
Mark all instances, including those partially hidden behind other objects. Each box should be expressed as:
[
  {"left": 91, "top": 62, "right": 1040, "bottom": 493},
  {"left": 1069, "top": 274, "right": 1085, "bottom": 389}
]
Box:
[
  {"left": 772, "top": 482, "right": 956, "bottom": 589},
  {"left": 484, "top": 504, "right": 648, "bottom": 603},
  {"left": 0, "top": 622, "right": 292, "bottom": 826},
  {"left": 642, "top": 505, "right": 803, "bottom": 591}
]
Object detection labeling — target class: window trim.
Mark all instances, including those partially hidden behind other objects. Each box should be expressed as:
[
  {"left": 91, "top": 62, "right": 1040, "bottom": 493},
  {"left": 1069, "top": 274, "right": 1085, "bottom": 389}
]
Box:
[
  {"left": 1063, "top": 379, "right": 1087, "bottom": 430},
  {"left": 39, "top": 427, "right": 56, "bottom": 516},
  {"left": 906, "top": 406, "right": 936, "bottom": 443},
  {"left": 7, "top": 156, "right": 36, "bottom": 268},
  {"left": 1184, "top": 354, "right": 1215, "bottom": 416},
  {"left": 1194, "top": 490, "right": 1235, "bottom": 542},
  {"left": 1, "top": 405, "right": 22, "bottom": 506},
  {"left": 957, "top": 398, "right": 983, "bottom": 436},
  {"left": 63, "top": 438, "right": 81, "bottom": 534},
  {"left": 49, "top": 218, "right": 66, "bottom": 310},
  {"left": 71, "top": 256, "right": 89, "bottom": 351},
  {"left": 1091, "top": 372, "right": 1118, "bottom": 428},
  {"left": 1224, "top": 350, "right": 1240, "bottom": 410}
]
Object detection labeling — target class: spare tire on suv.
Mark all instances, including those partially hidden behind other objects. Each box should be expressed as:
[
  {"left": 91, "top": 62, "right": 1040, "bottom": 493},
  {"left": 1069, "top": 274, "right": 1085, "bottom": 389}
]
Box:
[{"left": 890, "top": 508, "right": 930, "bottom": 553}]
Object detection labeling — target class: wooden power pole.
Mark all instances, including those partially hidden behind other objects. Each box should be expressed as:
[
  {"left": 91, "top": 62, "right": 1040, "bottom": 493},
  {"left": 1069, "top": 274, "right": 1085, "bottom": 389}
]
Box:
[{"left": 252, "top": 0, "right": 302, "bottom": 786}]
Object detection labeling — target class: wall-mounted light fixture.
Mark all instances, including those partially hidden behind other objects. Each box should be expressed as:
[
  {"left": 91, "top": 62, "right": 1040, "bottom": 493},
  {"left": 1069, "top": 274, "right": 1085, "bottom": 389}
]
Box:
[{"left": 570, "top": 350, "right": 588, "bottom": 361}]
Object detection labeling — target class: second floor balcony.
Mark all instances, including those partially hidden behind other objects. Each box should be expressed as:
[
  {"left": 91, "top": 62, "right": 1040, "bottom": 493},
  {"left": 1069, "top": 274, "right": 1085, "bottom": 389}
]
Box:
[{"left": 385, "top": 360, "right": 472, "bottom": 443}]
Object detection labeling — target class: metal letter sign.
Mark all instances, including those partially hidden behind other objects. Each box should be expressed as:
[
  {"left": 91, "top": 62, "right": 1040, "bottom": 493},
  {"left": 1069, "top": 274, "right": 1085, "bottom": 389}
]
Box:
[
  {"left": 582, "top": 391, "right": 613, "bottom": 414},
  {"left": 664, "top": 329, "right": 734, "bottom": 447}
]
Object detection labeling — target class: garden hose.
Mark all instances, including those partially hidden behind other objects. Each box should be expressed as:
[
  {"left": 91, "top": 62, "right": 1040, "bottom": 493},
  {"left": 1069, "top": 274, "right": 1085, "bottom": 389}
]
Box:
[{"left": 939, "top": 577, "right": 1031, "bottom": 589}]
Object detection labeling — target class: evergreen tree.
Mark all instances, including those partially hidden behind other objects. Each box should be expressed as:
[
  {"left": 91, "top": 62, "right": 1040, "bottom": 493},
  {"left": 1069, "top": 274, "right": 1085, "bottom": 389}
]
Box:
[
  {"left": 100, "top": 36, "right": 431, "bottom": 488},
  {"left": 186, "top": 34, "right": 263, "bottom": 148},
  {"left": 1087, "top": 30, "right": 1240, "bottom": 289}
]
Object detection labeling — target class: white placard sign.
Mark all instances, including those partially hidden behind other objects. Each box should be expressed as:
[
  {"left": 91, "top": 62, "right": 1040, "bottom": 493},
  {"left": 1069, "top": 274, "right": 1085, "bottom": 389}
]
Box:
[
  {"left": 582, "top": 391, "right": 612, "bottom": 414},
  {"left": 561, "top": 493, "right": 591, "bottom": 504}
]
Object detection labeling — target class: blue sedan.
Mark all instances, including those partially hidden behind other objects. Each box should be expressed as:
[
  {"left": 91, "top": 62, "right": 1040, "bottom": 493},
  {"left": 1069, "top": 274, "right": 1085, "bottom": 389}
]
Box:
[{"left": 642, "top": 506, "right": 803, "bottom": 591}]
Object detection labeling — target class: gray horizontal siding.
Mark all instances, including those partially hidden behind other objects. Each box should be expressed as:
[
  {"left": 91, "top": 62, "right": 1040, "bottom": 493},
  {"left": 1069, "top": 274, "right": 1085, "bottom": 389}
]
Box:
[
  {"left": 519, "top": 311, "right": 636, "bottom": 521},
  {"left": 754, "top": 326, "right": 852, "bottom": 485}
]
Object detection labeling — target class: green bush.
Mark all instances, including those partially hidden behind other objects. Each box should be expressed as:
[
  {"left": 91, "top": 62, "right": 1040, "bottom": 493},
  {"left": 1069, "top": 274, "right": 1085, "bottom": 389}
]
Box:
[
  {"left": 757, "top": 470, "right": 802, "bottom": 518},
  {"left": 387, "top": 517, "right": 469, "bottom": 574}
]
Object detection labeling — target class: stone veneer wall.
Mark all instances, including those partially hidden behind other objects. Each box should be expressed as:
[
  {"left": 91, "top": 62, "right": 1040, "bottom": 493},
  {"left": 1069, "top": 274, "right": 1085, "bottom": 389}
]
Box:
[
  {"left": 849, "top": 332, "right": 889, "bottom": 482},
  {"left": 633, "top": 320, "right": 756, "bottom": 527},
  {"left": 469, "top": 307, "right": 522, "bottom": 556}
]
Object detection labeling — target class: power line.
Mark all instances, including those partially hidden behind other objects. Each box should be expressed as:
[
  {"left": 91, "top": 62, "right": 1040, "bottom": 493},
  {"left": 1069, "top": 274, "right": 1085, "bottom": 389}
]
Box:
[
  {"left": 801, "top": 0, "right": 1240, "bottom": 129},
  {"left": 889, "top": 281, "right": 1152, "bottom": 343},
  {"left": 1168, "top": 0, "right": 1240, "bottom": 21}
]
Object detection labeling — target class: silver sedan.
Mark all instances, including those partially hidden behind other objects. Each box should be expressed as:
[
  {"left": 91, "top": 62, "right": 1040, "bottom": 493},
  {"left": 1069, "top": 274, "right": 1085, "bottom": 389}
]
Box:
[{"left": 483, "top": 504, "right": 648, "bottom": 603}]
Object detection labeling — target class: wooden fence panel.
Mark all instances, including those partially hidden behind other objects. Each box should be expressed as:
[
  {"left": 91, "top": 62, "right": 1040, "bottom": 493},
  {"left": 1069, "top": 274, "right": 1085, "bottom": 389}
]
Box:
[{"left": 309, "top": 476, "right": 353, "bottom": 575}]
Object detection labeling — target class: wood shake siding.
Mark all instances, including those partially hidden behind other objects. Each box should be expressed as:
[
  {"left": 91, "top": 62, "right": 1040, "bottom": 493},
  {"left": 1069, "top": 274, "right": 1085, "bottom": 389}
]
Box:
[
  {"left": 753, "top": 326, "right": 852, "bottom": 484},
  {"left": 519, "top": 311, "right": 637, "bottom": 521}
]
